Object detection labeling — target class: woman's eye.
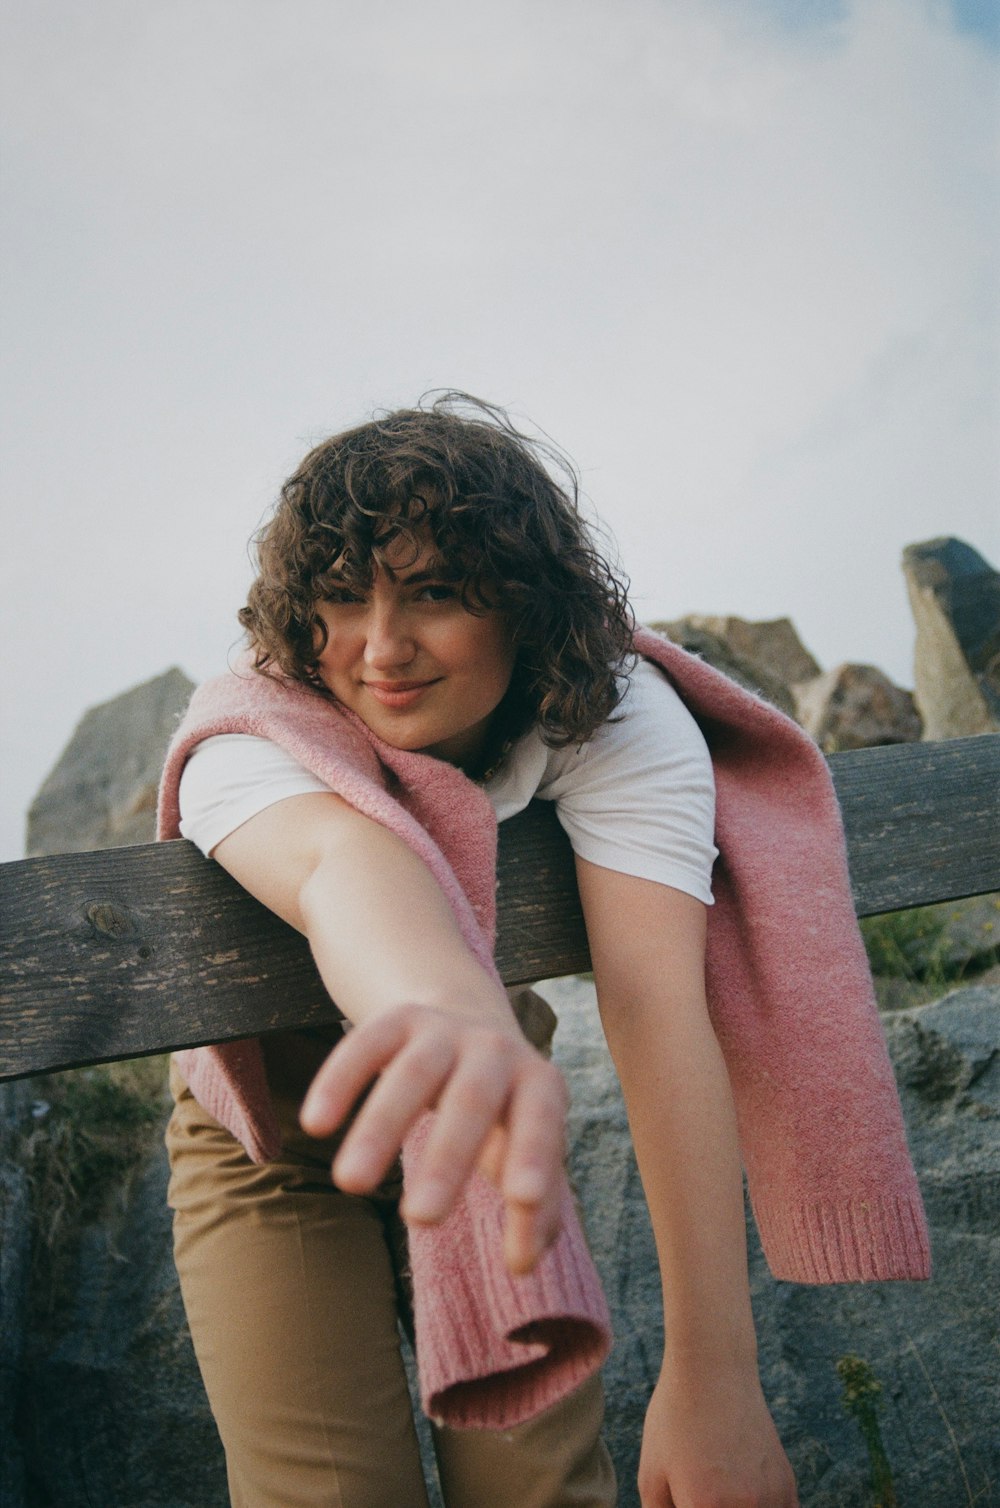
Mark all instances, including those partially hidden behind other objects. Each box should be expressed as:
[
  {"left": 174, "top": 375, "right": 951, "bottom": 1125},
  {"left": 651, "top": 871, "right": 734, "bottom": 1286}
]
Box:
[
  {"left": 323, "top": 588, "right": 365, "bottom": 606},
  {"left": 417, "top": 584, "right": 458, "bottom": 603}
]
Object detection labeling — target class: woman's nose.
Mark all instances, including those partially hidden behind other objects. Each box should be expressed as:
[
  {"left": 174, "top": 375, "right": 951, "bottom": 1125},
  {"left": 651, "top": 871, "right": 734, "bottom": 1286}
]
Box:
[{"left": 362, "top": 601, "right": 417, "bottom": 667}]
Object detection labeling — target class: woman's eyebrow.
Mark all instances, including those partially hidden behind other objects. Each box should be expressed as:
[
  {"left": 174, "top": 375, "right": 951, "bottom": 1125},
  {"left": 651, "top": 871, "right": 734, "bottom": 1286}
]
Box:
[
  {"left": 383, "top": 556, "right": 453, "bottom": 584},
  {"left": 324, "top": 555, "right": 454, "bottom": 585},
  {"left": 398, "top": 565, "right": 452, "bottom": 584}
]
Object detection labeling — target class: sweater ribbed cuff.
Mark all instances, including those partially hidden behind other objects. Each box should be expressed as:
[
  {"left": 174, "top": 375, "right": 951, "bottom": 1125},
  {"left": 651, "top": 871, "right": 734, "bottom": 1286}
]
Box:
[
  {"left": 407, "top": 1180, "right": 612, "bottom": 1430},
  {"left": 753, "top": 1191, "right": 932, "bottom": 1283}
]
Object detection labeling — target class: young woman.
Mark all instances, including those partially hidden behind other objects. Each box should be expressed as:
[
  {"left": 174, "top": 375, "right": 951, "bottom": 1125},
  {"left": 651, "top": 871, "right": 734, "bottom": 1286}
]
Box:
[{"left": 158, "top": 394, "right": 929, "bottom": 1508}]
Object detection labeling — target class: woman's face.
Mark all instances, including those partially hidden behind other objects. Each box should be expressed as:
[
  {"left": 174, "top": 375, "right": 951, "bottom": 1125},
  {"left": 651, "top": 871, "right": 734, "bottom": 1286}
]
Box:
[{"left": 313, "top": 535, "right": 516, "bottom": 770}]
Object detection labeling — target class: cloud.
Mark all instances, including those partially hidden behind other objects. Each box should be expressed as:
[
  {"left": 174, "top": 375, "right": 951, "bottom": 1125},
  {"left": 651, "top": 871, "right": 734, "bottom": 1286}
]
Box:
[{"left": 0, "top": 0, "right": 996, "bottom": 859}]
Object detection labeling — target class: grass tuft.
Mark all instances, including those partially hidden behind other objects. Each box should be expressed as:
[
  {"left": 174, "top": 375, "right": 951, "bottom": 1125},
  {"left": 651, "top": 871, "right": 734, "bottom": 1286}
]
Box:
[
  {"left": 22, "top": 1057, "right": 169, "bottom": 1318},
  {"left": 837, "top": 1354, "right": 898, "bottom": 1508},
  {"left": 860, "top": 898, "right": 1000, "bottom": 1010}
]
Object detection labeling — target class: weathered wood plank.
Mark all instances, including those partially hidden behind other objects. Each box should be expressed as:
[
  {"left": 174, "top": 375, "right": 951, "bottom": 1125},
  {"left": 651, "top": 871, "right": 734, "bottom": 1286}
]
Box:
[
  {"left": 1, "top": 735, "right": 996, "bottom": 1080},
  {"left": 494, "top": 802, "right": 591, "bottom": 984},
  {"left": 829, "top": 735, "right": 1000, "bottom": 915},
  {"left": 0, "top": 841, "right": 339, "bottom": 1079}
]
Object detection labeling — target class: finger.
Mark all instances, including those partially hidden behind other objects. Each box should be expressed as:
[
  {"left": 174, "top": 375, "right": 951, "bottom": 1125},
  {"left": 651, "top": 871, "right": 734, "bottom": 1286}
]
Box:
[
  {"left": 400, "top": 1038, "right": 516, "bottom": 1224},
  {"left": 502, "top": 1199, "right": 553, "bottom": 1276},
  {"left": 475, "top": 1123, "right": 508, "bottom": 1188},
  {"left": 299, "top": 1009, "right": 418, "bottom": 1136},
  {"left": 498, "top": 1064, "right": 569, "bottom": 1273},
  {"left": 331, "top": 1028, "right": 458, "bottom": 1192},
  {"left": 500, "top": 1059, "right": 568, "bottom": 1209},
  {"left": 477, "top": 1125, "right": 564, "bottom": 1274}
]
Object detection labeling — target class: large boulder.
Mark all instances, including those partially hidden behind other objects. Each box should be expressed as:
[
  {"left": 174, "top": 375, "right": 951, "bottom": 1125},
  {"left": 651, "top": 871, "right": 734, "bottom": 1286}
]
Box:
[
  {"left": 652, "top": 615, "right": 821, "bottom": 716},
  {"left": 792, "top": 663, "right": 922, "bottom": 752},
  {"left": 902, "top": 538, "right": 1000, "bottom": 739},
  {"left": 673, "top": 614, "right": 822, "bottom": 687},
  {"left": 544, "top": 974, "right": 999, "bottom": 1508},
  {"left": 25, "top": 667, "right": 195, "bottom": 856}
]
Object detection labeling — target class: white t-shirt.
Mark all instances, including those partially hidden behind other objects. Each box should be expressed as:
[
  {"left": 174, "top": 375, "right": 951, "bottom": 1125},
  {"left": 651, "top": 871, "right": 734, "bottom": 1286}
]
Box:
[{"left": 178, "top": 658, "right": 718, "bottom": 904}]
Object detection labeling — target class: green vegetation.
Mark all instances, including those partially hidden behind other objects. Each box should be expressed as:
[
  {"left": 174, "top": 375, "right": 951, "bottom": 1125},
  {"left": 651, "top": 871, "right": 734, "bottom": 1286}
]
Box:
[
  {"left": 862, "top": 906, "right": 954, "bottom": 981},
  {"left": 837, "top": 1354, "right": 898, "bottom": 1508},
  {"left": 860, "top": 895, "right": 1000, "bottom": 1010}
]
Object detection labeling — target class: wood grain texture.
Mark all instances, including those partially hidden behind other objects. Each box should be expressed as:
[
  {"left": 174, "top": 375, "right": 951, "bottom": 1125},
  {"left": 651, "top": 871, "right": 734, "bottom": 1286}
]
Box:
[
  {"left": 830, "top": 734, "right": 1000, "bottom": 915},
  {"left": 2, "top": 736, "right": 997, "bottom": 1080}
]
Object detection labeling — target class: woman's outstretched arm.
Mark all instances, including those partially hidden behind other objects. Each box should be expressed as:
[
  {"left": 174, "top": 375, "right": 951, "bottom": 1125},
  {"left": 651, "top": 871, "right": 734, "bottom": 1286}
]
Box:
[
  {"left": 575, "top": 857, "right": 798, "bottom": 1508},
  {"left": 212, "top": 790, "right": 569, "bottom": 1275}
]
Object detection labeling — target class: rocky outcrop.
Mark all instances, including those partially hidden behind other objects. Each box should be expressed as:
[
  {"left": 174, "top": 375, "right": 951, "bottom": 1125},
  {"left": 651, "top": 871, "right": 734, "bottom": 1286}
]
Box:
[
  {"left": 656, "top": 613, "right": 925, "bottom": 750},
  {"left": 669, "top": 614, "right": 822, "bottom": 688},
  {"left": 8, "top": 618, "right": 998, "bottom": 1504},
  {"left": 652, "top": 615, "right": 814, "bottom": 716},
  {"left": 25, "top": 667, "right": 195, "bottom": 856},
  {"left": 546, "top": 974, "right": 1000, "bottom": 1508},
  {"left": 792, "top": 663, "right": 921, "bottom": 752},
  {"left": 903, "top": 538, "right": 1000, "bottom": 739}
]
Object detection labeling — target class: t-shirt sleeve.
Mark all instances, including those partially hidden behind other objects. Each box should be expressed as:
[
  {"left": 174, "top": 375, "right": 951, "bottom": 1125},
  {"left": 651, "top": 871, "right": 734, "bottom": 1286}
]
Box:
[
  {"left": 537, "top": 659, "right": 718, "bottom": 904},
  {"left": 177, "top": 734, "right": 332, "bottom": 856}
]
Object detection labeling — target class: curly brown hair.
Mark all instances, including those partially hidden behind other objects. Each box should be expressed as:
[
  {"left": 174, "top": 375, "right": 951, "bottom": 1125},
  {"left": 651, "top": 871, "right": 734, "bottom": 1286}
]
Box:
[{"left": 239, "top": 393, "right": 635, "bottom": 747}]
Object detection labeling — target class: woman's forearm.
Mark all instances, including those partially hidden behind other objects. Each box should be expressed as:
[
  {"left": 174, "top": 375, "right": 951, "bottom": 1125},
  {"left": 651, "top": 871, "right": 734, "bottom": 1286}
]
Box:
[
  {"left": 297, "top": 812, "right": 515, "bottom": 1029},
  {"left": 213, "top": 790, "right": 516, "bottom": 1031},
  {"left": 597, "top": 977, "right": 758, "bottom": 1370},
  {"left": 574, "top": 857, "right": 757, "bottom": 1369}
]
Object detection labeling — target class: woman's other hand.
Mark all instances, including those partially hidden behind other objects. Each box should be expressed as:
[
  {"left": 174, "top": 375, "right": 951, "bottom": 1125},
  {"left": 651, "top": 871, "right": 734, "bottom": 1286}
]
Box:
[
  {"left": 639, "top": 1360, "right": 798, "bottom": 1508},
  {"left": 300, "top": 1003, "right": 570, "bottom": 1274},
  {"left": 575, "top": 859, "right": 799, "bottom": 1506}
]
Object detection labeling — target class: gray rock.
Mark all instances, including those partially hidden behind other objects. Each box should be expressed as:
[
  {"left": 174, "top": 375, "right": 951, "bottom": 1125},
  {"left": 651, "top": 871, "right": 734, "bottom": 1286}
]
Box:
[
  {"left": 16, "top": 1098, "right": 228, "bottom": 1508},
  {"left": 674, "top": 615, "right": 822, "bottom": 688},
  {"left": 903, "top": 537, "right": 1000, "bottom": 739},
  {"left": 25, "top": 667, "right": 195, "bottom": 857},
  {"left": 650, "top": 617, "right": 804, "bottom": 716},
  {"left": 792, "top": 663, "right": 922, "bottom": 752},
  {"left": 542, "top": 975, "right": 1000, "bottom": 1508}
]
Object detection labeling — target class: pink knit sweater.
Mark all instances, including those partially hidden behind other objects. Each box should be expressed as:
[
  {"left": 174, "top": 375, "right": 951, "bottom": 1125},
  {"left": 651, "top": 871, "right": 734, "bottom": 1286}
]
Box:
[{"left": 157, "top": 627, "right": 930, "bottom": 1427}]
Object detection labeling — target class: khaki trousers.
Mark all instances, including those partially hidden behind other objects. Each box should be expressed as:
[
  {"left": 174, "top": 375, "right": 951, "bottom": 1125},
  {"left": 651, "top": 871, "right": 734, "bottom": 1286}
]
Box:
[{"left": 166, "top": 1010, "right": 616, "bottom": 1508}]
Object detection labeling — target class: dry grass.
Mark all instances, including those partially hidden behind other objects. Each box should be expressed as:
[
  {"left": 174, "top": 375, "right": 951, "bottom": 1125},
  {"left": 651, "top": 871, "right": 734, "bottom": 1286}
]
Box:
[{"left": 22, "top": 1056, "right": 170, "bottom": 1319}]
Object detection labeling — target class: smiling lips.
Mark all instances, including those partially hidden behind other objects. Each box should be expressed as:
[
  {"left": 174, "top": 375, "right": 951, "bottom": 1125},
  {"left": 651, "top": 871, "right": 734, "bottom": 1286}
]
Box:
[{"left": 362, "top": 678, "right": 441, "bottom": 708}]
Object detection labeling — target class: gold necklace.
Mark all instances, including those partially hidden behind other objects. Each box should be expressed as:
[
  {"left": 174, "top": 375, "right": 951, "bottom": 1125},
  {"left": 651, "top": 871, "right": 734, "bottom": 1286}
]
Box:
[{"left": 473, "top": 738, "right": 513, "bottom": 785}]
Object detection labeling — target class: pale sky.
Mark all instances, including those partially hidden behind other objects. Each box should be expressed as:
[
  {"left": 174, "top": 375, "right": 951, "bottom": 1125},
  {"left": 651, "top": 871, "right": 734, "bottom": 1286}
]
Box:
[{"left": 1, "top": 0, "right": 998, "bottom": 862}]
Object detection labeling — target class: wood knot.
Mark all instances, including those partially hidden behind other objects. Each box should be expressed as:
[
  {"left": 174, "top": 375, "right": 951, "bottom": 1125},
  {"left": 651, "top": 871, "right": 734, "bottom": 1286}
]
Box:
[{"left": 84, "top": 901, "right": 138, "bottom": 940}]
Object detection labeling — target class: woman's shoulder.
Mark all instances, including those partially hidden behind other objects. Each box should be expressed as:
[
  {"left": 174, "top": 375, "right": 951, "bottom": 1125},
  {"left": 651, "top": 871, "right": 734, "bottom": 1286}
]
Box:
[
  {"left": 545, "top": 656, "right": 713, "bottom": 785},
  {"left": 177, "top": 734, "right": 333, "bottom": 856}
]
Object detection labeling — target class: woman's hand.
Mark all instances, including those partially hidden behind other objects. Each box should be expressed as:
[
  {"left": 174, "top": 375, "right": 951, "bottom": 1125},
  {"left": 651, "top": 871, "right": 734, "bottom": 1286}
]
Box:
[
  {"left": 300, "top": 1002, "right": 571, "bottom": 1274},
  {"left": 638, "top": 1359, "right": 798, "bottom": 1508}
]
